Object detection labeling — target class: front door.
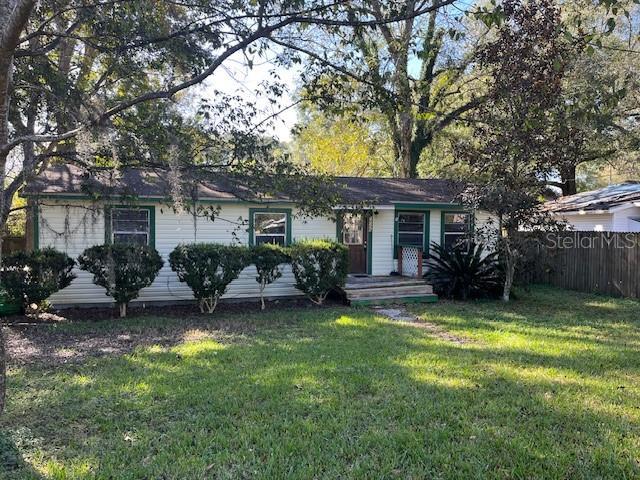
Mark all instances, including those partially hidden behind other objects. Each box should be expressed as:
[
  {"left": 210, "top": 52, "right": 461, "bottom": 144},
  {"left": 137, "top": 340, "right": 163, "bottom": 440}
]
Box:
[{"left": 342, "top": 213, "right": 368, "bottom": 274}]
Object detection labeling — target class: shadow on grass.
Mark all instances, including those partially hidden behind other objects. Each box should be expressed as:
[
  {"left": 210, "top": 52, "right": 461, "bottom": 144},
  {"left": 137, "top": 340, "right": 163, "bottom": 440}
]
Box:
[
  {"left": 1, "top": 297, "right": 639, "bottom": 478},
  {"left": 421, "top": 286, "right": 640, "bottom": 342},
  {"left": 0, "top": 430, "right": 43, "bottom": 479}
]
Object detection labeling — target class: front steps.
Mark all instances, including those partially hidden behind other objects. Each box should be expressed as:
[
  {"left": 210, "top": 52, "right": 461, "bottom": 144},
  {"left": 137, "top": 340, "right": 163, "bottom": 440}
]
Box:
[{"left": 342, "top": 276, "right": 438, "bottom": 306}]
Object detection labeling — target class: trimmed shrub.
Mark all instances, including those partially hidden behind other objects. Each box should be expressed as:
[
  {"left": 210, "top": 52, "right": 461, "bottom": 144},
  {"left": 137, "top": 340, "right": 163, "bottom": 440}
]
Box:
[
  {"left": 78, "top": 243, "right": 163, "bottom": 317},
  {"left": 290, "top": 239, "right": 348, "bottom": 305},
  {"left": 425, "top": 242, "right": 503, "bottom": 300},
  {"left": 252, "top": 243, "right": 290, "bottom": 310},
  {"left": 1, "top": 248, "right": 76, "bottom": 311},
  {"left": 169, "top": 243, "right": 251, "bottom": 313}
]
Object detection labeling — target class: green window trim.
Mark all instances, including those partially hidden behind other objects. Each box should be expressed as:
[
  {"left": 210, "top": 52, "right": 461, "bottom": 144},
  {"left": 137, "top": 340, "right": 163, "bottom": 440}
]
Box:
[
  {"left": 248, "top": 208, "right": 292, "bottom": 247},
  {"left": 366, "top": 226, "right": 373, "bottom": 275},
  {"left": 440, "top": 210, "right": 474, "bottom": 247},
  {"left": 392, "top": 202, "right": 463, "bottom": 211},
  {"left": 394, "top": 210, "right": 430, "bottom": 259},
  {"left": 104, "top": 205, "right": 156, "bottom": 248}
]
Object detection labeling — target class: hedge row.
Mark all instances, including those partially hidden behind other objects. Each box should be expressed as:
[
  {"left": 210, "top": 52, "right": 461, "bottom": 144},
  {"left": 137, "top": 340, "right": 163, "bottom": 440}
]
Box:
[{"left": 1, "top": 240, "right": 348, "bottom": 317}]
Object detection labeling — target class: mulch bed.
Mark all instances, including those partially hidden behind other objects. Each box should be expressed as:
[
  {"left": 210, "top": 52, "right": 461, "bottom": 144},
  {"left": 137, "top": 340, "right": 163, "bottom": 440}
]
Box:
[
  {"left": 2, "top": 297, "right": 344, "bottom": 367},
  {"left": 4, "top": 297, "right": 340, "bottom": 324}
]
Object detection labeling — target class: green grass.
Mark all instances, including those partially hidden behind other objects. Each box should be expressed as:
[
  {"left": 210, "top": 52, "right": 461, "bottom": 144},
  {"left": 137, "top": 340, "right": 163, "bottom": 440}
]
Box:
[{"left": 2, "top": 286, "right": 639, "bottom": 479}]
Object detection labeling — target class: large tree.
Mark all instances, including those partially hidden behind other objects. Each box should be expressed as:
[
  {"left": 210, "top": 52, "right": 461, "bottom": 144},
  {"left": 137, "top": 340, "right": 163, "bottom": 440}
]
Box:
[
  {"left": 545, "top": 1, "right": 640, "bottom": 195},
  {"left": 279, "top": 0, "right": 486, "bottom": 178},
  {"left": 291, "top": 104, "right": 394, "bottom": 176},
  {"left": 459, "top": 0, "right": 575, "bottom": 301}
]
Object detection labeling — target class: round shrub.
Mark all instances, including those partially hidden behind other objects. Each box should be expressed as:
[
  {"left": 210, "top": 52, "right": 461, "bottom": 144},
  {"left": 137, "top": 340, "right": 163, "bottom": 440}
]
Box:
[
  {"left": 252, "top": 244, "right": 290, "bottom": 310},
  {"left": 290, "top": 239, "right": 348, "bottom": 305},
  {"left": 1, "top": 248, "right": 76, "bottom": 311},
  {"left": 169, "top": 243, "right": 251, "bottom": 313},
  {"left": 78, "top": 243, "right": 163, "bottom": 317}
]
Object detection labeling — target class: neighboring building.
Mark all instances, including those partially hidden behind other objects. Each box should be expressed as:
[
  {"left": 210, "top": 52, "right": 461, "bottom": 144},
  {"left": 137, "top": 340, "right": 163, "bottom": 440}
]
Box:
[
  {"left": 545, "top": 182, "right": 640, "bottom": 232},
  {"left": 23, "top": 164, "right": 487, "bottom": 307}
]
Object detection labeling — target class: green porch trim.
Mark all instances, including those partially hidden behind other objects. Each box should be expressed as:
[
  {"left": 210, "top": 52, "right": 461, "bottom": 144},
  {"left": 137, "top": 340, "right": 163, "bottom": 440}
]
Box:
[
  {"left": 393, "top": 209, "right": 431, "bottom": 259},
  {"left": 366, "top": 219, "right": 373, "bottom": 275},
  {"left": 440, "top": 210, "right": 474, "bottom": 246},
  {"left": 350, "top": 294, "right": 438, "bottom": 307},
  {"left": 335, "top": 211, "right": 343, "bottom": 242},
  {"left": 392, "top": 202, "right": 463, "bottom": 211},
  {"left": 104, "top": 205, "right": 156, "bottom": 248},
  {"left": 32, "top": 204, "right": 39, "bottom": 250},
  {"left": 248, "top": 208, "right": 292, "bottom": 247}
]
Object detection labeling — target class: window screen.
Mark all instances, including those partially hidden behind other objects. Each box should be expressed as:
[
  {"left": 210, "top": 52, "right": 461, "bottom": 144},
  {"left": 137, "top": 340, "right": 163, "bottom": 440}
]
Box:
[
  {"left": 397, "top": 213, "right": 424, "bottom": 247},
  {"left": 111, "top": 209, "right": 150, "bottom": 245},
  {"left": 253, "top": 212, "right": 287, "bottom": 246},
  {"left": 443, "top": 212, "right": 471, "bottom": 249}
]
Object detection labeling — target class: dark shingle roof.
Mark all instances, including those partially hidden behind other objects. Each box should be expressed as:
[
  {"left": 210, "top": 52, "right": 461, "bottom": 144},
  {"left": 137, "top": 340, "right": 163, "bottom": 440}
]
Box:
[
  {"left": 22, "top": 164, "right": 464, "bottom": 205},
  {"left": 545, "top": 182, "right": 640, "bottom": 213}
]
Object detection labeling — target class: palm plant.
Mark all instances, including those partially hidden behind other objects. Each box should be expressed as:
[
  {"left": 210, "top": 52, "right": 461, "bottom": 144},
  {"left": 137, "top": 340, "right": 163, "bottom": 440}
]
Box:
[{"left": 425, "top": 242, "right": 503, "bottom": 300}]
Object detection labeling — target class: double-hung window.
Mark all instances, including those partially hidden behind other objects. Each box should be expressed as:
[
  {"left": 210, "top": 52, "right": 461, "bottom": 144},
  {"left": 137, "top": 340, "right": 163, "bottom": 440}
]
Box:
[
  {"left": 442, "top": 212, "right": 471, "bottom": 249},
  {"left": 252, "top": 210, "right": 289, "bottom": 246},
  {"left": 110, "top": 208, "right": 151, "bottom": 245},
  {"left": 397, "top": 213, "right": 425, "bottom": 248}
]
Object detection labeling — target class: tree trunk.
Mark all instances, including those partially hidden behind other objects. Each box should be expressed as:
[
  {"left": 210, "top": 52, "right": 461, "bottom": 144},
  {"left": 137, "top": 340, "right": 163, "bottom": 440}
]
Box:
[
  {"left": 119, "top": 303, "right": 127, "bottom": 318},
  {"left": 0, "top": 42, "right": 14, "bottom": 422},
  {"left": 397, "top": 111, "right": 414, "bottom": 178},
  {"left": 502, "top": 266, "right": 514, "bottom": 302},
  {"left": 409, "top": 130, "right": 433, "bottom": 179},
  {"left": 501, "top": 239, "right": 515, "bottom": 302},
  {"left": 560, "top": 164, "right": 577, "bottom": 196}
]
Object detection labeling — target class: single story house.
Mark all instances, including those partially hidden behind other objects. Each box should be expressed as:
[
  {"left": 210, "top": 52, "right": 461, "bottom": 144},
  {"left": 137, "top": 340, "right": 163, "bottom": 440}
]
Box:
[
  {"left": 545, "top": 182, "right": 640, "bottom": 232},
  {"left": 23, "top": 164, "right": 488, "bottom": 307}
]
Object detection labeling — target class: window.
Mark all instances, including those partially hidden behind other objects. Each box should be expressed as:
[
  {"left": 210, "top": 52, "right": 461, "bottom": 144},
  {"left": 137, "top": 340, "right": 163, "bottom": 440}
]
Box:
[
  {"left": 342, "top": 213, "right": 364, "bottom": 245},
  {"left": 252, "top": 211, "right": 288, "bottom": 246},
  {"left": 442, "top": 212, "right": 471, "bottom": 249},
  {"left": 397, "top": 213, "right": 425, "bottom": 247},
  {"left": 111, "top": 208, "right": 151, "bottom": 245}
]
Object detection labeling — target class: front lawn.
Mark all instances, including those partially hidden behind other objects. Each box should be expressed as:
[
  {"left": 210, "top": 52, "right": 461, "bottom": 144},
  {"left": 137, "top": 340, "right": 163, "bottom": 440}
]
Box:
[{"left": 1, "top": 286, "right": 639, "bottom": 479}]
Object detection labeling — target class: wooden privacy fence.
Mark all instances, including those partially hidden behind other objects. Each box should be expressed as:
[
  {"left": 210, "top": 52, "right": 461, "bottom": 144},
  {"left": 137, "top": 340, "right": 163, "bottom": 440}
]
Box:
[{"left": 520, "top": 231, "right": 640, "bottom": 298}]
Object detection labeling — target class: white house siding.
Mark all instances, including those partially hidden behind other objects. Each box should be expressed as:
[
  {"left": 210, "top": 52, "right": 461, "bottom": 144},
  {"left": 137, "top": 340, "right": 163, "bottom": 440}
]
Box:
[
  {"left": 558, "top": 213, "right": 613, "bottom": 232},
  {"left": 370, "top": 209, "right": 395, "bottom": 275},
  {"left": 371, "top": 208, "right": 490, "bottom": 276},
  {"left": 37, "top": 200, "right": 338, "bottom": 307},
  {"left": 612, "top": 207, "right": 640, "bottom": 232},
  {"left": 36, "top": 202, "right": 107, "bottom": 305},
  {"left": 36, "top": 199, "right": 485, "bottom": 306},
  {"left": 429, "top": 209, "right": 442, "bottom": 248}
]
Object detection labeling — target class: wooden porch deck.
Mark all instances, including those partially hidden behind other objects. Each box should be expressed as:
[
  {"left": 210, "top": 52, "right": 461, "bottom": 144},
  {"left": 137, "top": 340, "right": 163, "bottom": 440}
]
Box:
[{"left": 341, "top": 275, "right": 438, "bottom": 306}]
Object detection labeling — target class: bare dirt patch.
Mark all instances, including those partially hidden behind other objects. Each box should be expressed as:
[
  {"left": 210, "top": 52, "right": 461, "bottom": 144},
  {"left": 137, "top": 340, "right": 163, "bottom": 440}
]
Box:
[
  {"left": 4, "top": 298, "right": 343, "bottom": 366},
  {"left": 372, "top": 306, "right": 470, "bottom": 344}
]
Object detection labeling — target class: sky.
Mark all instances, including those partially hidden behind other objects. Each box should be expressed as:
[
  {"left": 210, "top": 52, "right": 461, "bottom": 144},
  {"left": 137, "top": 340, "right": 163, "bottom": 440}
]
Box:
[{"left": 199, "top": 52, "right": 301, "bottom": 143}]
